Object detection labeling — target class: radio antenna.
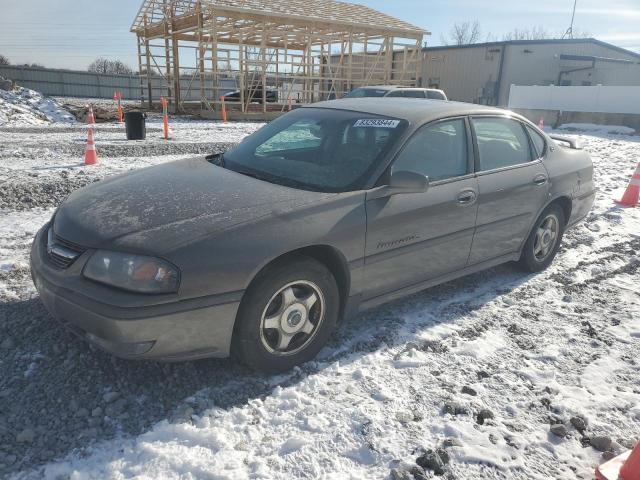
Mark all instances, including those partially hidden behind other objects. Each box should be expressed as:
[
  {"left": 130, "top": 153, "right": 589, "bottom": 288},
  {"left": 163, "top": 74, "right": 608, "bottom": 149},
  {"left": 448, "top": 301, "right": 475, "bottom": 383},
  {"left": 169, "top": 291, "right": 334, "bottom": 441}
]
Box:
[{"left": 562, "top": 0, "right": 578, "bottom": 39}]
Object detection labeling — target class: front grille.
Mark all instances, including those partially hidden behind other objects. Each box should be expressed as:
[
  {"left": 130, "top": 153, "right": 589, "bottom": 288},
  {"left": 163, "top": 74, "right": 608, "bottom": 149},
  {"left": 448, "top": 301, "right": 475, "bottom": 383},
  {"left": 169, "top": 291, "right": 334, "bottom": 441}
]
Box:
[{"left": 46, "top": 229, "right": 86, "bottom": 269}]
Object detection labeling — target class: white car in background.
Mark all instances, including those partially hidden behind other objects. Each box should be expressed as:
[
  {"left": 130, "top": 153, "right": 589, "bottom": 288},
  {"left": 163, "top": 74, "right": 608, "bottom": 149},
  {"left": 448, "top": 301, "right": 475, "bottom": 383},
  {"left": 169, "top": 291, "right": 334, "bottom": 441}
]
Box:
[{"left": 345, "top": 85, "right": 448, "bottom": 101}]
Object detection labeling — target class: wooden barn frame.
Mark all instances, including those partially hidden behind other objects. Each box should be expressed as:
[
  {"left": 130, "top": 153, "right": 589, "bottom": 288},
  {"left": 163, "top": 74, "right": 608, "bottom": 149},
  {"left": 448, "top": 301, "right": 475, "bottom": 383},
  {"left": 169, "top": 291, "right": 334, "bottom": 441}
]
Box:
[{"left": 131, "top": 0, "right": 427, "bottom": 117}]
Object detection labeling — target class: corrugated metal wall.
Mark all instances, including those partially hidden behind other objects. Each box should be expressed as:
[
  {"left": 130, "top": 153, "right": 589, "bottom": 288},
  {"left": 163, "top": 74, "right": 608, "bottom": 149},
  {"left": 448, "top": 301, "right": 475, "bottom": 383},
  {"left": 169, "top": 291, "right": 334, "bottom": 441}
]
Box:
[
  {"left": 499, "top": 41, "right": 640, "bottom": 105},
  {"left": 0, "top": 65, "right": 141, "bottom": 99},
  {"left": 422, "top": 45, "right": 503, "bottom": 105},
  {"left": 421, "top": 41, "right": 640, "bottom": 107},
  {"left": 0, "top": 65, "right": 240, "bottom": 103}
]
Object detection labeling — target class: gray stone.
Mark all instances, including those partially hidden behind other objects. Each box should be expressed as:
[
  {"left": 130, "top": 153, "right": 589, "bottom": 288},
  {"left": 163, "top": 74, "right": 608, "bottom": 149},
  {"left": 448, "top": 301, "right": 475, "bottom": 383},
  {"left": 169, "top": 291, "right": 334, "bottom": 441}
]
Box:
[
  {"left": 461, "top": 386, "right": 477, "bottom": 396},
  {"left": 91, "top": 407, "right": 103, "bottom": 417},
  {"left": 0, "top": 338, "right": 14, "bottom": 350},
  {"left": 443, "top": 402, "right": 469, "bottom": 416},
  {"left": 476, "top": 409, "right": 494, "bottom": 425},
  {"left": 16, "top": 428, "right": 35, "bottom": 444},
  {"left": 590, "top": 436, "right": 612, "bottom": 452},
  {"left": 390, "top": 468, "right": 413, "bottom": 480},
  {"left": 102, "top": 391, "right": 120, "bottom": 404},
  {"left": 410, "top": 466, "right": 429, "bottom": 480},
  {"left": 550, "top": 424, "right": 568, "bottom": 438},
  {"left": 436, "top": 448, "right": 450, "bottom": 465},
  {"left": 417, "top": 450, "right": 446, "bottom": 475},
  {"left": 570, "top": 416, "right": 588, "bottom": 433},
  {"left": 602, "top": 451, "right": 616, "bottom": 461}
]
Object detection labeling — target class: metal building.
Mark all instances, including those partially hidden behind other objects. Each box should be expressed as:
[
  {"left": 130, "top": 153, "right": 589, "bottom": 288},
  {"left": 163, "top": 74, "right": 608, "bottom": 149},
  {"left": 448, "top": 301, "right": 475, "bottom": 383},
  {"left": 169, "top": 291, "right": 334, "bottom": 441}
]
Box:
[
  {"left": 131, "top": 0, "right": 426, "bottom": 117},
  {"left": 421, "top": 38, "right": 640, "bottom": 106}
]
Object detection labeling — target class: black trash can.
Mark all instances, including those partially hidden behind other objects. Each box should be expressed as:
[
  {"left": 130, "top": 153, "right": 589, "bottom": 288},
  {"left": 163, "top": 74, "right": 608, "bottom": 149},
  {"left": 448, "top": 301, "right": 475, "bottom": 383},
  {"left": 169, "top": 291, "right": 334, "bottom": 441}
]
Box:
[{"left": 124, "top": 111, "right": 146, "bottom": 140}]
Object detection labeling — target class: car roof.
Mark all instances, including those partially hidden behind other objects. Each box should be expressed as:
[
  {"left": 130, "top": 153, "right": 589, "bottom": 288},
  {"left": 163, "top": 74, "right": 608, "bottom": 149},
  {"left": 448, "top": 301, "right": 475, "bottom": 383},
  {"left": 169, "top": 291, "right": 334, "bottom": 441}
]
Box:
[{"left": 306, "top": 98, "right": 511, "bottom": 124}]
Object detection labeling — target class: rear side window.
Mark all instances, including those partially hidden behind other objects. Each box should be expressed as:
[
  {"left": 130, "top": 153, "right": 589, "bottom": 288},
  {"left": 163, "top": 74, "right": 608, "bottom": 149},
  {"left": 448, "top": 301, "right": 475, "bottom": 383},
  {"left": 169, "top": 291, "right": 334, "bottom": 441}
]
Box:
[
  {"left": 386, "top": 90, "right": 426, "bottom": 98},
  {"left": 346, "top": 88, "right": 388, "bottom": 98},
  {"left": 426, "top": 90, "right": 446, "bottom": 100},
  {"left": 402, "top": 90, "right": 427, "bottom": 98},
  {"left": 472, "top": 117, "right": 534, "bottom": 171},
  {"left": 392, "top": 119, "right": 468, "bottom": 182},
  {"left": 526, "top": 125, "right": 546, "bottom": 158}
]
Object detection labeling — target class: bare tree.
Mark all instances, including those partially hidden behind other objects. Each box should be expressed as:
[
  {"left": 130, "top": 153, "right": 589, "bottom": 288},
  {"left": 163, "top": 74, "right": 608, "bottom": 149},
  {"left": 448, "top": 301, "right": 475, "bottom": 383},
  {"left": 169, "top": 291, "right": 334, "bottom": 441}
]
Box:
[
  {"left": 502, "top": 27, "right": 550, "bottom": 41},
  {"left": 88, "top": 57, "right": 133, "bottom": 75},
  {"left": 0, "top": 54, "right": 9, "bottom": 66},
  {"left": 441, "top": 21, "right": 482, "bottom": 46}
]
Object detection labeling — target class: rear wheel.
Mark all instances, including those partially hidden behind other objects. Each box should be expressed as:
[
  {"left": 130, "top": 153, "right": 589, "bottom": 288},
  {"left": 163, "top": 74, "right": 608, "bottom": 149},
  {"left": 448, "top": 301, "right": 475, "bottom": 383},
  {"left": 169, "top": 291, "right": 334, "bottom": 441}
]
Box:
[
  {"left": 232, "top": 257, "right": 339, "bottom": 373},
  {"left": 519, "top": 204, "right": 565, "bottom": 272}
]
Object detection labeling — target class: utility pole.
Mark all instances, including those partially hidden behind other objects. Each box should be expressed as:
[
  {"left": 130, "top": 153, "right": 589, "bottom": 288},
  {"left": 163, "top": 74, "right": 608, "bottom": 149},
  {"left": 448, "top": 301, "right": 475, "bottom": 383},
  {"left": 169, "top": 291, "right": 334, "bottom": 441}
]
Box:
[{"left": 562, "top": 0, "right": 578, "bottom": 39}]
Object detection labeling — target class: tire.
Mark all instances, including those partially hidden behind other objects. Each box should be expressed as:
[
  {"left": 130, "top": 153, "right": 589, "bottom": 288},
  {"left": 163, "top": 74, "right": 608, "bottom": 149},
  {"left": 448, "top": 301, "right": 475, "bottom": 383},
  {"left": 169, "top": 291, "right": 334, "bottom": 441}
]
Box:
[
  {"left": 519, "top": 203, "right": 566, "bottom": 273},
  {"left": 232, "top": 256, "right": 339, "bottom": 373}
]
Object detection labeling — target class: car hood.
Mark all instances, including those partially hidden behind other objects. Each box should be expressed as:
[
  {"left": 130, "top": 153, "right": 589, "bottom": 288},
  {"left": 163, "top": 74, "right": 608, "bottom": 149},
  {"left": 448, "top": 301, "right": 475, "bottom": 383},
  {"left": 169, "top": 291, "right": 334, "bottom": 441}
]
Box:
[{"left": 54, "top": 157, "right": 337, "bottom": 253}]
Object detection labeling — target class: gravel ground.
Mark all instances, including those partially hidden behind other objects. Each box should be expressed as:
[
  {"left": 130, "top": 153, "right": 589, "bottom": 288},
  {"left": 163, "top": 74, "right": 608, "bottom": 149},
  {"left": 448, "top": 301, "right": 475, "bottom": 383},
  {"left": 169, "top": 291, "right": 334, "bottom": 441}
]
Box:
[{"left": 0, "top": 119, "right": 639, "bottom": 479}]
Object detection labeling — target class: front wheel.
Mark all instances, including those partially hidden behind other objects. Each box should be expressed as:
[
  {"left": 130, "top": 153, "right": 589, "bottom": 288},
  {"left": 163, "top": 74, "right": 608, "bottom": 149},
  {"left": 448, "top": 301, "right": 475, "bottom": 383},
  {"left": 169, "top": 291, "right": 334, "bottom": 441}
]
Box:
[
  {"left": 519, "top": 204, "right": 565, "bottom": 272},
  {"left": 232, "top": 257, "right": 339, "bottom": 373}
]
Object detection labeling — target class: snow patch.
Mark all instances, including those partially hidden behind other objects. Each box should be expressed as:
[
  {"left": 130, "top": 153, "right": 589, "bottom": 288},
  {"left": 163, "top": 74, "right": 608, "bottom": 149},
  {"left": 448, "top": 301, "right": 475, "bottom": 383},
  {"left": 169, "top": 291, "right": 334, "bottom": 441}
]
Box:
[{"left": 0, "top": 83, "right": 76, "bottom": 126}]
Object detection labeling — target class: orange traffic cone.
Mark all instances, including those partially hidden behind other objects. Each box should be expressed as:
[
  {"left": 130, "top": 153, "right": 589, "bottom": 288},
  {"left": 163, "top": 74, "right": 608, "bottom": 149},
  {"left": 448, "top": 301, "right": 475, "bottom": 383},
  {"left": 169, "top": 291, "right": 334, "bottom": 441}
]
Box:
[
  {"left": 538, "top": 117, "right": 545, "bottom": 130},
  {"left": 87, "top": 104, "right": 96, "bottom": 125},
  {"left": 615, "top": 163, "right": 640, "bottom": 207},
  {"left": 596, "top": 442, "right": 640, "bottom": 480},
  {"left": 620, "top": 442, "right": 640, "bottom": 479},
  {"left": 84, "top": 128, "right": 98, "bottom": 165}
]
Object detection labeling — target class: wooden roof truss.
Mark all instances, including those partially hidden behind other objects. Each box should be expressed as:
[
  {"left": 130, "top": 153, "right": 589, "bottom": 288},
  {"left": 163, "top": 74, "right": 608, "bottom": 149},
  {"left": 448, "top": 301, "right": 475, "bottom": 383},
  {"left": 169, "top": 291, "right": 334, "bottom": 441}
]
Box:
[{"left": 132, "top": 0, "right": 427, "bottom": 114}]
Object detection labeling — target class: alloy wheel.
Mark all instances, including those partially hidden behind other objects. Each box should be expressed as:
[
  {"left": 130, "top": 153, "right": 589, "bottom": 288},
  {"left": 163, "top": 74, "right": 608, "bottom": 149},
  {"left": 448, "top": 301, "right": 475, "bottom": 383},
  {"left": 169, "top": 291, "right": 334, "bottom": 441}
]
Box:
[
  {"left": 533, "top": 214, "right": 560, "bottom": 261},
  {"left": 259, "top": 280, "right": 325, "bottom": 356}
]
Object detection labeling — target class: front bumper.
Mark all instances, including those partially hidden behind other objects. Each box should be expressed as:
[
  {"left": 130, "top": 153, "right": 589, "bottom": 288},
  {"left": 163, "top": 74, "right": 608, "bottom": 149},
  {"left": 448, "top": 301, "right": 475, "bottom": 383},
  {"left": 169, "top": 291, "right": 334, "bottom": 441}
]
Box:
[{"left": 30, "top": 225, "right": 241, "bottom": 361}]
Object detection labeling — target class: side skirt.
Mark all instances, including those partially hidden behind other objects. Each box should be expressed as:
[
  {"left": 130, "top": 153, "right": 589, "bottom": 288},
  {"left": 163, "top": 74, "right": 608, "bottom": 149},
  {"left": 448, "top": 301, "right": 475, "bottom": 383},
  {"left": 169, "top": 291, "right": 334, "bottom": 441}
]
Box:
[{"left": 355, "top": 253, "right": 520, "bottom": 313}]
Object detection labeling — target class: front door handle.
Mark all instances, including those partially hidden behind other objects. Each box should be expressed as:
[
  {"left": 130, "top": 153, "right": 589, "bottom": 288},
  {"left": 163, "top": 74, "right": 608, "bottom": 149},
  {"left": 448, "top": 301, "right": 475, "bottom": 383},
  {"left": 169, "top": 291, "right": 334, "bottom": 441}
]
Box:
[
  {"left": 457, "top": 190, "right": 477, "bottom": 205},
  {"left": 533, "top": 174, "right": 548, "bottom": 186}
]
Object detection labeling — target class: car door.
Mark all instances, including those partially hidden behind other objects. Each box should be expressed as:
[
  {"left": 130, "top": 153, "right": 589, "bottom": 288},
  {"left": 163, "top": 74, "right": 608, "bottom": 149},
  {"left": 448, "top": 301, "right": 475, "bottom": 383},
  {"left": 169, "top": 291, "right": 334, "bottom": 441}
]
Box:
[
  {"left": 468, "top": 116, "right": 550, "bottom": 265},
  {"left": 363, "top": 118, "right": 479, "bottom": 299}
]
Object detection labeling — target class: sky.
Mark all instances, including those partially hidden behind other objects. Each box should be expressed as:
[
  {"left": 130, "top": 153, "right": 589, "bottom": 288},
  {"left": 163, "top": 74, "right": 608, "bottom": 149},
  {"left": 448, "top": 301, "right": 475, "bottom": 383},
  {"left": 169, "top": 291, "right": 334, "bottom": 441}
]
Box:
[{"left": 1, "top": 0, "right": 639, "bottom": 71}]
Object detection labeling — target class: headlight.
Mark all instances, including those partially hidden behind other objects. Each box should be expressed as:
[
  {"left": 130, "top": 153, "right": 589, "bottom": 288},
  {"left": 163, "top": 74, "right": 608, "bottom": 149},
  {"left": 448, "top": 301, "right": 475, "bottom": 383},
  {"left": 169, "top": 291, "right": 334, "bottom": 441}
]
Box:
[{"left": 83, "top": 250, "right": 180, "bottom": 294}]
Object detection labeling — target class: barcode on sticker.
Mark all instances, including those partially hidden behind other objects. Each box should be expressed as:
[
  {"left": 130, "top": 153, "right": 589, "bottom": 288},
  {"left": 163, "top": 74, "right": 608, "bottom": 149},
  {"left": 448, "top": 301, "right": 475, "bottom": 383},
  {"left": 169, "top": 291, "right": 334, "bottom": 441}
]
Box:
[{"left": 354, "top": 119, "right": 401, "bottom": 128}]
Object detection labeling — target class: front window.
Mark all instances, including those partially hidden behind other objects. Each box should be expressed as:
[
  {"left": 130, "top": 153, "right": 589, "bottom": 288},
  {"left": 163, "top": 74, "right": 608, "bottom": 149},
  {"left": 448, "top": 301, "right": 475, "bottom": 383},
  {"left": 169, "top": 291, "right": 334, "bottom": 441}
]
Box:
[
  {"left": 345, "top": 88, "right": 389, "bottom": 98},
  {"left": 221, "top": 108, "right": 407, "bottom": 192},
  {"left": 392, "top": 119, "right": 469, "bottom": 181}
]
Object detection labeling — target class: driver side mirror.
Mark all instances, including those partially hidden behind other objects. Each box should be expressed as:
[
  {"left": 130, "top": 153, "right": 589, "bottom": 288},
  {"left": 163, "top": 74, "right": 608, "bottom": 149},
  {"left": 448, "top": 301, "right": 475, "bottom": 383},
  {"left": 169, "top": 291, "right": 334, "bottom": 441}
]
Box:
[
  {"left": 388, "top": 170, "right": 429, "bottom": 195},
  {"left": 369, "top": 170, "right": 430, "bottom": 199}
]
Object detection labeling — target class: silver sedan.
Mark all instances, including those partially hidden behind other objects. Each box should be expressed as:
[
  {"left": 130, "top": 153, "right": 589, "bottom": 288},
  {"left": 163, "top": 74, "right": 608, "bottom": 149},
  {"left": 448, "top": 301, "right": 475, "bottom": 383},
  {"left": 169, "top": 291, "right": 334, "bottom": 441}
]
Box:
[{"left": 31, "top": 99, "right": 595, "bottom": 372}]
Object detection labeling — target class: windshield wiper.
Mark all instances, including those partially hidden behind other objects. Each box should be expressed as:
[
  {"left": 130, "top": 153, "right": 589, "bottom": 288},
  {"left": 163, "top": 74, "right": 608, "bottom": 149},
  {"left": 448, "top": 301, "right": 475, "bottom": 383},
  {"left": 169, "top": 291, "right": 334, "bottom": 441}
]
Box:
[{"left": 206, "top": 152, "right": 225, "bottom": 167}]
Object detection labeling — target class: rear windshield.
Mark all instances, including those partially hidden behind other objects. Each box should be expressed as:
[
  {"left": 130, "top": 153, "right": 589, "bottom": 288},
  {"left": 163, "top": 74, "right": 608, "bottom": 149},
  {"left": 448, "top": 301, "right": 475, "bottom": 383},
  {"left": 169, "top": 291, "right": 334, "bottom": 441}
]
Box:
[
  {"left": 221, "top": 108, "right": 407, "bottom": 192},
  {"left": 345, "top": 88, "right": 389, "bottom": 98}
]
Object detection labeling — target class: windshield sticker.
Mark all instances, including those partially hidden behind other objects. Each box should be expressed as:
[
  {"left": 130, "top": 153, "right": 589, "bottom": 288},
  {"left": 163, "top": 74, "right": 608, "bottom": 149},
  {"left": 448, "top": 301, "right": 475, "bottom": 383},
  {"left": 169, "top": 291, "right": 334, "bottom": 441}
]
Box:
[{"left": 354, "top": 119, "right": 401, "bottom": 128}]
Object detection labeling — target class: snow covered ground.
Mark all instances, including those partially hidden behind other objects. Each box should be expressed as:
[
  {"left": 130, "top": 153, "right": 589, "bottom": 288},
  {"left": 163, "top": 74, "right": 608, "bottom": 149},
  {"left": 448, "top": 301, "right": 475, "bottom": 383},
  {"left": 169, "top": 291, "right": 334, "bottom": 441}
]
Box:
[
  {"left": 0, "top": 86, "right": 76, "bottom": 126},
  {"left": 0, "top": 115, "right": 639, "bottom": 480}
]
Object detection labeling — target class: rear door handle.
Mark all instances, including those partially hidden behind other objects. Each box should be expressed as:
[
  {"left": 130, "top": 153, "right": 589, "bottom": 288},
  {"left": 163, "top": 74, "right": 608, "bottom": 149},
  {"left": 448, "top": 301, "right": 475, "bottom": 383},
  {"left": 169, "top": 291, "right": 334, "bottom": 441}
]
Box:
[
  {"left": 533, "top": 174, "right": 548, "bottom": 186},
  {"left": 457, "top": 190, "right": 477, "bottom": 205}
]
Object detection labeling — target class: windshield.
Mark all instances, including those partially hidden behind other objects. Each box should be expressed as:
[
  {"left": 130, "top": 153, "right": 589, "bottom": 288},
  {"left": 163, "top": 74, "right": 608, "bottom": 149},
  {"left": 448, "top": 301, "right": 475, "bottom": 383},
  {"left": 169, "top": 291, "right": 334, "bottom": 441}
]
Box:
[
  {"left": 221, "top": 108, "right": 407, "bottom": 192},
  {"left": 345, "top": 88, "right": 389, "bottom": 98}
]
